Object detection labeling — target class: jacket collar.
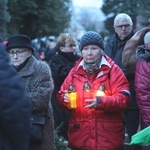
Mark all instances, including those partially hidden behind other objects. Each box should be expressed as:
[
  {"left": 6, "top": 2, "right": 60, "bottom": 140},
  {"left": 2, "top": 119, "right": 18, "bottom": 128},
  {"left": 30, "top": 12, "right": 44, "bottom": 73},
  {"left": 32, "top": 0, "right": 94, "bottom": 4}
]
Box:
[
  {"left": 77, "top": 55, "right": 111, "bottom": 71},
  {"left": 18, "top": 55, "right": 36, "bottom": 77}
]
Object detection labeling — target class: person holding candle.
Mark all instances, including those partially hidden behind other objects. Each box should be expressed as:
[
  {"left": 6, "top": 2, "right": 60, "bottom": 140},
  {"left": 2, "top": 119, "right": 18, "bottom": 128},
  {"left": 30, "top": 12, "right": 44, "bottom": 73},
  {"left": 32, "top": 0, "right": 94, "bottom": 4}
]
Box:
[{"left": 57, "top": 31, "right": 131, "bottom": 150}]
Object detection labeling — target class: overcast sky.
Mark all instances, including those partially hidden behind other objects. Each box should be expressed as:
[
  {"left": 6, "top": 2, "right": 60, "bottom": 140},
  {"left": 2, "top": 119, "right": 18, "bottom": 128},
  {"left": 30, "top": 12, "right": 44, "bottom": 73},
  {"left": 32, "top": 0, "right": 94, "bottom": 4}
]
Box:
[{"left": 72, "top": 0, "right": 103, "bottom": 8}]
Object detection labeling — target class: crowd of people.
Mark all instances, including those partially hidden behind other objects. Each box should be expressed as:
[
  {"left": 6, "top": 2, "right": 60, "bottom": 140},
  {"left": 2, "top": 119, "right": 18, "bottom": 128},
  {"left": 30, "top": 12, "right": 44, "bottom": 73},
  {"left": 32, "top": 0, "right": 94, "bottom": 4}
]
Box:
[{"left": 0, "top": 12, "right": 150, "bottom": 150}]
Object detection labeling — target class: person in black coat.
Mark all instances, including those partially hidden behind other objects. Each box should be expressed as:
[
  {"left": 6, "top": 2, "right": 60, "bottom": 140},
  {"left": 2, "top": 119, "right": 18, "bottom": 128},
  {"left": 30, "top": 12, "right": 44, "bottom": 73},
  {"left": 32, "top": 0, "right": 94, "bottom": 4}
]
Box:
[
  {"left": 49, "top": 33, "right": 80, "bottom": 140},
  {"left": 104, "top": 13, "right": 141, "bottom": 150},
  {"left": 0, "top": 43, "right": 30, "bottom": 150},
  {"left": 44, "top": 36, "right": 57, "bottom": 63}
]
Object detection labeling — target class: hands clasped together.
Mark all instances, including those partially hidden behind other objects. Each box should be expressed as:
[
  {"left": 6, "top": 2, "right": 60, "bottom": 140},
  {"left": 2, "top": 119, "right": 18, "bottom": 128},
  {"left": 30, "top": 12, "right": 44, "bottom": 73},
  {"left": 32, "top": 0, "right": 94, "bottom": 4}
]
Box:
[{"left": 63, "top": 90, "right": 97, "bottom": 109}]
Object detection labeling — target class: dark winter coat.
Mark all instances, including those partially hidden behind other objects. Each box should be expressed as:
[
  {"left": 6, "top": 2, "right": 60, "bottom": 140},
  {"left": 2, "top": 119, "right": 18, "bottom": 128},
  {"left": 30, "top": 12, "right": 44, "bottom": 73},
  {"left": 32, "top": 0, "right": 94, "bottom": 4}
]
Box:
[
  {"left": 16, "top": 56, "right": 55, "bottom": 150},
  {"left": 0, "top": 43, "right": 30, "bottom": 150},
  {"left": 57, "top": 55, "right": 130, "bottom": 150},
  {"left": 44, "top": 47, "right": 57, "bottom": 63},
  {"left": 105, "top": 31, "right": 134, "bottom": 76},
  {"left": 104, "top": 31, "right": 137, "bottom": 109},
  {"left": 49, "top": 48, "right": 80, "bottom": 139}
]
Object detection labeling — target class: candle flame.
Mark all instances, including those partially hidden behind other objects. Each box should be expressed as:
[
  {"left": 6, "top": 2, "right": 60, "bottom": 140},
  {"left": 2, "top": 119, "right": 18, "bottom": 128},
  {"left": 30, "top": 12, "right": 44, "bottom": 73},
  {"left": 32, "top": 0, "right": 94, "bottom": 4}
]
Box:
[{"left": 96, "top": 90, "right": 105, "bottom": 96}]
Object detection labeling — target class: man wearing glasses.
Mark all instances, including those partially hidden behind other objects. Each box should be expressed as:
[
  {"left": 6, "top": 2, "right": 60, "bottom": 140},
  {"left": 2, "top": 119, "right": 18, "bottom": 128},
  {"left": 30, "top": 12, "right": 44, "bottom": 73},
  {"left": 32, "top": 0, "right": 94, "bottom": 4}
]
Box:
[{"left": 104, "top": 13, "right": 141, "bottom": 150}]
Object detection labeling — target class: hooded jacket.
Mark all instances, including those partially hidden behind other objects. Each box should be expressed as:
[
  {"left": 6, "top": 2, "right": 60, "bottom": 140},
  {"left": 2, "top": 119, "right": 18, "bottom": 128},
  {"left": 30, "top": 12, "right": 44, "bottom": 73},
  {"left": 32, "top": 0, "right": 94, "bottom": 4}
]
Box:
[
  {"left": 57, "top": 55, "right": 130, "bottom": 150},
  {"left": 135, "top": 45, "right": 150, "bottom": 150},
  {"left": 122, "top": 27, "right": 150, "bottom": 72},
  {"left": 135, "top": 45, "right": 150, "bottom": 129}
]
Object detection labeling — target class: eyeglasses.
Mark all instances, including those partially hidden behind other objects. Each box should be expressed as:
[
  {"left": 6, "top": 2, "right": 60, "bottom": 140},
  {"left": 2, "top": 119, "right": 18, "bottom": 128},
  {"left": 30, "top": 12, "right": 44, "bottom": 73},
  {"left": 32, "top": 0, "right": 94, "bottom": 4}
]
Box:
[
  {"left": 9, "top": 50, "right": 27, "bottom": 57},
  {"left": 115, "top": 24, "right": 131, "bottom": 29},
  {"left": 65, "top": 44, "right": 76, "bottom": 48}
]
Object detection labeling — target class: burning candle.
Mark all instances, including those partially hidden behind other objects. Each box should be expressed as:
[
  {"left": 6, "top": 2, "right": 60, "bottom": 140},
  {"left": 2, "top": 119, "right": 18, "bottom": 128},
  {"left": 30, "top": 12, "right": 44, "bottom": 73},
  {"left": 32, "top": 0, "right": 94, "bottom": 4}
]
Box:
[
  {"left": 96, "top": 84, "right": 105, "bottom": 97},
  {"left": 69, "top": 92, "right": 77, "bottom": 109},
  {"left": 68, "top": 83, "right": 77, "bottom": 109},
  {"left": 96, "top": 90, "right": 105, "bottom": 96}
]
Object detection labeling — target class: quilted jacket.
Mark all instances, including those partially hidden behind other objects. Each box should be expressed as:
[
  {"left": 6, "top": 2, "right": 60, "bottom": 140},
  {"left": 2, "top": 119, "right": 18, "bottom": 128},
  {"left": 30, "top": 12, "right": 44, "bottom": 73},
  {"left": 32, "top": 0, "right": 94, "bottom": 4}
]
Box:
[
  {"left": 135, "top": 45, "right": 150, "bottom": 128},
  {"left": 57, "top": 55, "right": 130, "bottom": 150}
]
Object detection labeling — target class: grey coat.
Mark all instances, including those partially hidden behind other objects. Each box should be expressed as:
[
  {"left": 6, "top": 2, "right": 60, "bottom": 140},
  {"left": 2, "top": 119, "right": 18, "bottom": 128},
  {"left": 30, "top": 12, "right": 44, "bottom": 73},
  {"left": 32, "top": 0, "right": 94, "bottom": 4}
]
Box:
[{"left": 17, "top": 56, "right": 55, "bottom": 150}]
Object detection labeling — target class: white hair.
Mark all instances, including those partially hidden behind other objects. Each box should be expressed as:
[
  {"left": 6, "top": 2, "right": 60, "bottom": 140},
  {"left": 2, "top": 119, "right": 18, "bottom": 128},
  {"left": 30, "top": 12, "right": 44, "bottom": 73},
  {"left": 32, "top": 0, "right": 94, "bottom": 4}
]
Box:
[
  {"left": 114, "top": 13, "right": 133, "bottom": 26},
  {"left": 144, "top": 31, "right": 150, "bottom": 44}
]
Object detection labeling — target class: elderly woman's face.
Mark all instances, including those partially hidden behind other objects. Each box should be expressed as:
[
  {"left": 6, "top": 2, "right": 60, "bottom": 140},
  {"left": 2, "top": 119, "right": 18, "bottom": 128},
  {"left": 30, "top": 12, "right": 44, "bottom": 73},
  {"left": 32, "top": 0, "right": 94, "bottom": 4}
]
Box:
[
  {"left": 8, "top": 48, "right": 32, "bottom": 67},
  {"left": 82, "top": 45, "right": 102, "bottom": 63}
]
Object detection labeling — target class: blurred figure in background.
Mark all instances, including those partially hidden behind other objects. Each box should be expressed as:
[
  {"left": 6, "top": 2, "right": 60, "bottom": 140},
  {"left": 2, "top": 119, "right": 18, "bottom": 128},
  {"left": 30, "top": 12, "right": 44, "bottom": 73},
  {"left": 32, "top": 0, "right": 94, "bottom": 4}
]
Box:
[
  {"left": 0, "top": 43, "right": 30, "bottom": 150},
  {"left": 104, "top": 13, "right": 141, "bottom": 150},
  {"left": 49, "top": 33, "right": 80, "bottom": 140},
  {"left": 44, "top": 36, "right": 57, "bottom": 63},
  {"left": 6, "top": 34, "right": 55, "bottom": 150},
  {"left": 38, "top": 39, "right": 47, "bottom": 60}
]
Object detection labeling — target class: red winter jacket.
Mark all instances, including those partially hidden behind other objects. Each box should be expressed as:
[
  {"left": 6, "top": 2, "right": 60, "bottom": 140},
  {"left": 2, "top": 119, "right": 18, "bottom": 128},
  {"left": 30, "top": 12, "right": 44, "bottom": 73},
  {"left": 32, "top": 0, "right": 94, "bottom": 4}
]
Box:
[
  {"left": 57, "top": 55, "right": 130, "bottom": 150},
  {"left": 135, "top": 45, "right": 150, "bottom": 129}
]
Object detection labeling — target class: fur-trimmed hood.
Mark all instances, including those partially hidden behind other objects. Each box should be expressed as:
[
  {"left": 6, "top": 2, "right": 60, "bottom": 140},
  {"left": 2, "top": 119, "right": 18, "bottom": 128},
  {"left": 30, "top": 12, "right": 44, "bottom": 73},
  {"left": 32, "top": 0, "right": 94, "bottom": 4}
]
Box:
[
  {"left": 136, "top": 45, "right": 150, "bottom": 62},
  {"left": 122, "top": 27, "right": 150, "bottom": 72}
]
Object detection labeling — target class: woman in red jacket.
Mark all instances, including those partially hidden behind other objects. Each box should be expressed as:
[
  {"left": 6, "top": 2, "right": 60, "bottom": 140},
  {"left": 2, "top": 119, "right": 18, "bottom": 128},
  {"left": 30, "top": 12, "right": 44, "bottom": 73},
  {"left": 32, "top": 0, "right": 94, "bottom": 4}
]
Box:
[
  {"left": 57, "top": 31, "right": 131, "bottom": 150},
  {"left": 135, "top": 31, "right": 150, "bottom": 150}
]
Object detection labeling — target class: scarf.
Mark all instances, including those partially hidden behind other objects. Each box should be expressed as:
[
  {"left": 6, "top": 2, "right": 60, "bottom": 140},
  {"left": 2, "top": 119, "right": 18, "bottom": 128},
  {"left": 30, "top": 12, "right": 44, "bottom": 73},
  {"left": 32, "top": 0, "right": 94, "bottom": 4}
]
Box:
[
  {"left": 83, "top": 57, "right": 101, "bottom": 74},
  {"left": 58, "top": 49, "right": 80, "bottom": 62}
]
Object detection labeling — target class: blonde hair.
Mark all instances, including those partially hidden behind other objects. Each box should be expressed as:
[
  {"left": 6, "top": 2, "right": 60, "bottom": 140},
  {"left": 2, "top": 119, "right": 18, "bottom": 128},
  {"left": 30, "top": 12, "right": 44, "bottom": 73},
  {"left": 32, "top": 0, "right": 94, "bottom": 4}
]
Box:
[{"left": 56, "top": 33, "right": 76, "bottom": 48}]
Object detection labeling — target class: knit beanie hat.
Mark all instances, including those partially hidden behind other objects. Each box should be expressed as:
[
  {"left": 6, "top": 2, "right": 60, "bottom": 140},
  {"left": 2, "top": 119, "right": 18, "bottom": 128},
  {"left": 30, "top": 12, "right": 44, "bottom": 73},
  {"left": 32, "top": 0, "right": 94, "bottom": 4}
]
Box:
[
  {"left": 80, "top": 31, "right": 104, "bottom": 50},
  {"left": 6, "top": 34, "right": 34, "bottom": 53}
]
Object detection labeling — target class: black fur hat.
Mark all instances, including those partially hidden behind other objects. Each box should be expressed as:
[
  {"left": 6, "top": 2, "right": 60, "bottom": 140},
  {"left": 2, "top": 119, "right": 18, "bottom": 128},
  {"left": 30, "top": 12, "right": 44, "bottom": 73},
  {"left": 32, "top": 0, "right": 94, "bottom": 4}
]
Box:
[{"left": 6, "top": 34, "right": 34, "bottom": 52}]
